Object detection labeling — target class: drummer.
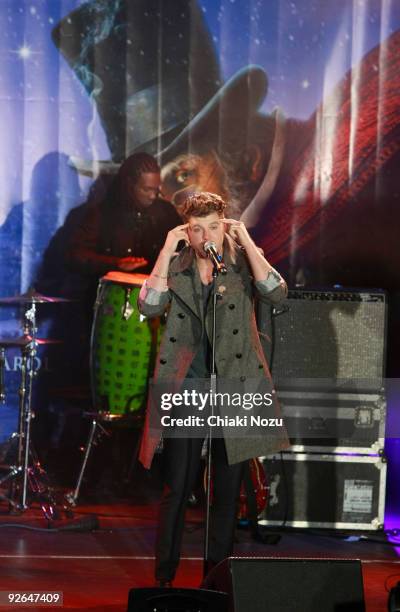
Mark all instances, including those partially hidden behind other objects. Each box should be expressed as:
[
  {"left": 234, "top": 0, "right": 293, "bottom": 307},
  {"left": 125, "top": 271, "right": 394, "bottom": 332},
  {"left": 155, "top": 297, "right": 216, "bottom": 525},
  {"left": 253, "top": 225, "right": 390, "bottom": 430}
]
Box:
[
  {"left": 61, "top": 153, "right": 181, "bottom": 496},
  {"left": 67, "top": 152, "right": 181, "bottom": 282}
]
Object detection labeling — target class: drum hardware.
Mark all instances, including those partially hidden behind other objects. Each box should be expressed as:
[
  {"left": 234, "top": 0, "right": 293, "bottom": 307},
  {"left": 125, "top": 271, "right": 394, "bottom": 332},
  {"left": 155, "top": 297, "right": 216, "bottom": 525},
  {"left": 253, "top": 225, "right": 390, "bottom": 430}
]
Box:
[
  {"left": 0, "top": 465, "right": 20, "bottom": 484},
  {"left": 122, "top": 287, "right": 134, "bottom": 320},
  {"left": 0, "top": 464, "right": 20, "bottom": 510},
  {"left": 66, "top": 409, "right": 145, "bottom": 505},
  {"left": 0, "top": 291, "right": 74, "bottom": 519},
  {"left": 65, "top": 412, "right": 111, "bottom": 506}
]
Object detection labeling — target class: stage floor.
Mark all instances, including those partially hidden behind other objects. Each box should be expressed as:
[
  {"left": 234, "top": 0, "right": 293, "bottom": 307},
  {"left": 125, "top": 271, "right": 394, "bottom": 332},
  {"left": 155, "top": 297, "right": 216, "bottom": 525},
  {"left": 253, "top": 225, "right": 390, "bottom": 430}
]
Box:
[{"left": 0, "top": 493, "right": 399, "bottom": 611}]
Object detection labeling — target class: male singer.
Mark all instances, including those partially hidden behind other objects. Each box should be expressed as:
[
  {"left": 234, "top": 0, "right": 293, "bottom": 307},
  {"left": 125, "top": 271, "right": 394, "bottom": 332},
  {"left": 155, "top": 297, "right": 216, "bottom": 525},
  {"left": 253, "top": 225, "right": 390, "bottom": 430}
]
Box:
[{"left": 138, "top": 191, "right": 289, "bottom": 585}]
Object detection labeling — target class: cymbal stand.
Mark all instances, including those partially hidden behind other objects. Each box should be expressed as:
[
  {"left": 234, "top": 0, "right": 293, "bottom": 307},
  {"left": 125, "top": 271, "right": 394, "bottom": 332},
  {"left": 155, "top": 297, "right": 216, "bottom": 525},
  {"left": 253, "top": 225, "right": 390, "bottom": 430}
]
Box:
[
  {"left": 0, "top": 347, "right": 5, "bottom": 403},
  {"left": 0, "top": 301, "right": 72, "bottom": 519},
  {"left": 21, "top": 333, "right": 37, "bottom": 509},
  {"left": 0, "top": 346, "right": 18, "bottom": 509}
]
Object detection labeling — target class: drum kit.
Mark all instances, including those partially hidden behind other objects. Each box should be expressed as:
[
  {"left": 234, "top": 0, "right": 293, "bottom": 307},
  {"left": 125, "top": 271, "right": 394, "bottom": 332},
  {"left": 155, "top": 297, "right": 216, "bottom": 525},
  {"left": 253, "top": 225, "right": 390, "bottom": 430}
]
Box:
[{"left": 0, "top": 273, "right": 161, "bottom": 514}]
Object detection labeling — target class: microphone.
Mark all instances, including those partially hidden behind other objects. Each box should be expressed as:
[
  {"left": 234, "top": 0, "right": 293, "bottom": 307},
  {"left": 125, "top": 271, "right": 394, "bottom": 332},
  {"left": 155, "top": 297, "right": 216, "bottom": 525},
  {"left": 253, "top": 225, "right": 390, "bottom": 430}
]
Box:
[{"left": 203, "top": 241, "right": 227, "bottom": 274}]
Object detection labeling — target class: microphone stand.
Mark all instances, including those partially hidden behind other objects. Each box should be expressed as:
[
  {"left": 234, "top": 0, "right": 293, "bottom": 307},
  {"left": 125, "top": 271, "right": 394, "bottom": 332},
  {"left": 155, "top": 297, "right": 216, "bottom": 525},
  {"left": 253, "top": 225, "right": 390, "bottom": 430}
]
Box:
[{"left": 203, "top": 261, "right": 222, "bottom": 578}]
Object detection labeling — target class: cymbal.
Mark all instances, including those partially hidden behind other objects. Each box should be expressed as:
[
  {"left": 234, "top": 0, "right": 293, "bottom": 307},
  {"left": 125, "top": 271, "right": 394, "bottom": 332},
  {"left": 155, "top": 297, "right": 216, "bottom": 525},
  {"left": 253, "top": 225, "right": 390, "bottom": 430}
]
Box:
[
  {"left": 0, "top": 289, "right": 72, "bottom": 304},
  {"left": 0, "top": 335, "right": 62, "bottom": 347}
]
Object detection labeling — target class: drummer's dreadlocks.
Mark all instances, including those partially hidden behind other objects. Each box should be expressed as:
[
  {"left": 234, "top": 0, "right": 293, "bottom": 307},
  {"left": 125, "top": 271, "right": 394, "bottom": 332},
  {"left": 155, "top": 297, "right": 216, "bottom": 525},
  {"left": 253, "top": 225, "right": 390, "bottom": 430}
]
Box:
[{"left": 118, "top": 152, "right": 160, "bottom": 185}]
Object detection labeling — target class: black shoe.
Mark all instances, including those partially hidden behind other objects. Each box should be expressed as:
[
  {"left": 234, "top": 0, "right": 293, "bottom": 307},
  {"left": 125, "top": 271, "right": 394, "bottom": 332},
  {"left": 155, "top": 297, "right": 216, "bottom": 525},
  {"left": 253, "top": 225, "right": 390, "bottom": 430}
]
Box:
[{"left": 156, "top": 580, "right": 173, "bottom": 588}]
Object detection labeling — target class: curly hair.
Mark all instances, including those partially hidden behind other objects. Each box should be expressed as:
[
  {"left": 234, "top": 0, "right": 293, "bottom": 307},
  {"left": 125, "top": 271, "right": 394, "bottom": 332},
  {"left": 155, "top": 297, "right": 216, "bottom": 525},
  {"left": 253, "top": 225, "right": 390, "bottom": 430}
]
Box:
[
  {"left": 118, "top": 152, "right": 160, "bottom": 185},
  {"left": 180, "top": 191, "right": 227, "bottom": 221}
]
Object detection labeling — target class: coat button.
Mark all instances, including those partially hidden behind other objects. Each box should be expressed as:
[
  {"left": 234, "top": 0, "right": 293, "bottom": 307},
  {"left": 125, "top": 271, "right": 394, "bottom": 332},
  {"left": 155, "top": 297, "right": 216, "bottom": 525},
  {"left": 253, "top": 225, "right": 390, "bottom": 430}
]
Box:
[
  {"left": 236, "top": 353, "right": 242, "bottom": 359},
  {"left": 160, "top": 358, "right": 167, "bottom": 364},
  {"left": 240, "top": 376, "right": 246, "bottom": 382},
  {"left": 229, "top": 304, "right": 235, "bottom": 310},
  {"left": 178, "top": 313, "right": 185, "bottom": 319},
  {"left": 232, "top": 329, "right": 239, "bottom": 335},
  {"left": 259, "top": 364, "right": 264, "bottom": 369},
  {"left": 169, "top": 337, "right": 177, "bottom": 342}
]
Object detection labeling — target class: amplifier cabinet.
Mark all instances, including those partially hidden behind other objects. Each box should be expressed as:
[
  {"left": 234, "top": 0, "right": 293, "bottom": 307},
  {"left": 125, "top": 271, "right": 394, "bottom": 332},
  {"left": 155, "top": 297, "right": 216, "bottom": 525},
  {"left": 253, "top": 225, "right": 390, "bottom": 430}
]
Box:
[
  {"left": 278, "top": 391, "right": 386, "bottom": 454},
  {"left": 260, "top": 452, "right": 386, "bottom": 530},
  {"left": 258, "top": 288, "right": 387, "bottom": 393}
]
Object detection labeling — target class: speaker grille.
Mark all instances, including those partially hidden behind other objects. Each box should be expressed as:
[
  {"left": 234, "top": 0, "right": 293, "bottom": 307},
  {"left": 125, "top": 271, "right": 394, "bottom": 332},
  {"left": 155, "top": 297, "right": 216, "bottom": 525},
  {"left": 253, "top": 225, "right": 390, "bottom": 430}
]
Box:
[
  {"left": 262, "top": 289, "right": 387, "bottom": 391},
  {"left": 204, "top": 557, "right": 365, "bottom": 612}
]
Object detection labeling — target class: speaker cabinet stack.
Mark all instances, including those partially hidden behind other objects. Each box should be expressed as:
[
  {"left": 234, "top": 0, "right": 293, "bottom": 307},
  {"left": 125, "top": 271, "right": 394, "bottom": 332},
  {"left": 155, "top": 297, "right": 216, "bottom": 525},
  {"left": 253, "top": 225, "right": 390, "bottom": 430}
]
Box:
[{"left": 258, "top": 288, "right": 388, "bottom": 530}]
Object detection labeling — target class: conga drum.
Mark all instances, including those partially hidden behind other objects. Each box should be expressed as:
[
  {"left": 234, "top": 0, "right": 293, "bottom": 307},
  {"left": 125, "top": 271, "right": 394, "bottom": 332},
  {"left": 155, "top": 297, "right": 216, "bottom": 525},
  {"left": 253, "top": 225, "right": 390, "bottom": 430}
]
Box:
[{"left": 90, "top": 271, "right": 162, "bottom": 418}]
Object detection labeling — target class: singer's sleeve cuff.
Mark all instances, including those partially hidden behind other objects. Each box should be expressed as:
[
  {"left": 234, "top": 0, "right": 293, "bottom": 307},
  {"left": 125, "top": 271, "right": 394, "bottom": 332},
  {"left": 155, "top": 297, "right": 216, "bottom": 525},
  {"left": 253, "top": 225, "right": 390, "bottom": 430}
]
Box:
[
  {"left": 139, "top": 280, "right": 169, "bottom": 305},
  {"left": 254, "top": 267, "right": 287, "bottom": 304},
  {"left": 256, "top": 267, "right": 283, "bottom": 293},
  {"left": 137, "top": 280, "right": 170, "bottom": 317}
]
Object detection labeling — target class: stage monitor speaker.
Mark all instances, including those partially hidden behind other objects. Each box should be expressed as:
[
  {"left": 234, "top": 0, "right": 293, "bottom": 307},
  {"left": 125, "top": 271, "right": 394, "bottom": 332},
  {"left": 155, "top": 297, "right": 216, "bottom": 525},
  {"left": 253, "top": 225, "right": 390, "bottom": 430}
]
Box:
[
  {"left": 202, "top": 557, "right": 365, "bottom": 612},
  {"left": 258, "top": 288, "right": 387, "bottom": 392},
  {"left": 127, "top": 587, "right": 228, "bottom": 612},
  {"left": 388, "top": 581, "right": 400, "bottom": 611}
]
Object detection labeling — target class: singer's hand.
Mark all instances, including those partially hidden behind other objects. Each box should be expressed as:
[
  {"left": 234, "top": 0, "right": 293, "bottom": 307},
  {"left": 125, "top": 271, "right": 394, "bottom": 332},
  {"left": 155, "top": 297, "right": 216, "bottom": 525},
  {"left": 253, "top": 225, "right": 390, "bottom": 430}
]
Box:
[
  {"left": 223, "top": 219, "right": 252, "bottom": 247},
  {"left": 162, "top": 224, "right": 190, "bottom": 257}
]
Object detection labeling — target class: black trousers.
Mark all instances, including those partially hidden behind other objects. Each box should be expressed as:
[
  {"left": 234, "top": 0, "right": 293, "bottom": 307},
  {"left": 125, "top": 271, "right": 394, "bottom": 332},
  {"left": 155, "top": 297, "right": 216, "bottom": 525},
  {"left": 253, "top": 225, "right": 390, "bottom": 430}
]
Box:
[{"left": 155, "top": 436, "right": 244, "bottom": 581}]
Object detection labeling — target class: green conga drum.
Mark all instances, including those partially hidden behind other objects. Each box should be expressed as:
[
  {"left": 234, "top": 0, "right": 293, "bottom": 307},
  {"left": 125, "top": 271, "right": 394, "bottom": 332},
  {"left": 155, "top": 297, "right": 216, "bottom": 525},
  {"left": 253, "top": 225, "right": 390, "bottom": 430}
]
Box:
[{"left": 90, "top": 271, "right": 162, "bottom": 418}]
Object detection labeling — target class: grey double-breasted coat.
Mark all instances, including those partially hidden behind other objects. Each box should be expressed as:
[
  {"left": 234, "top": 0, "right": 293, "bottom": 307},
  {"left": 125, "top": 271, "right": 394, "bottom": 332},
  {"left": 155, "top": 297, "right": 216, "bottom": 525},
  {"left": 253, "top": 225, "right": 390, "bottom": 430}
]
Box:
[{"left": 138, "top": 243, "right": 290, "bottom": 468}]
